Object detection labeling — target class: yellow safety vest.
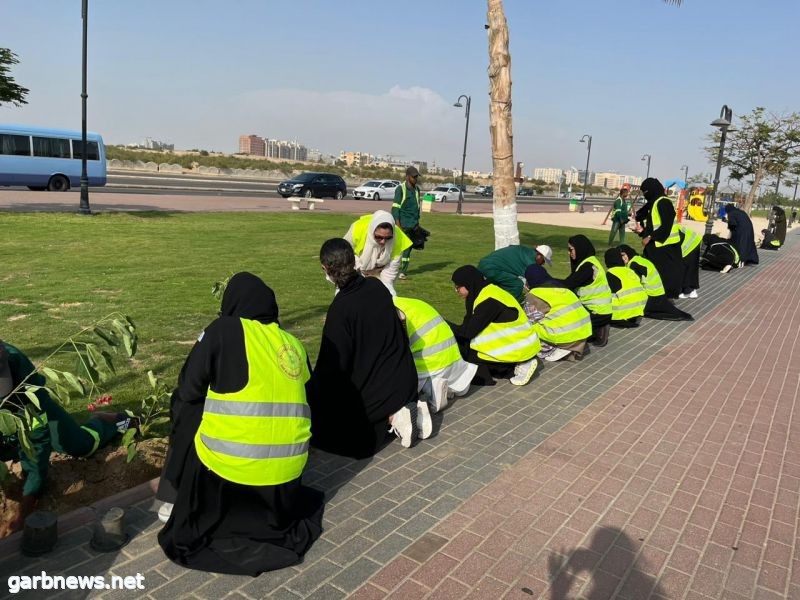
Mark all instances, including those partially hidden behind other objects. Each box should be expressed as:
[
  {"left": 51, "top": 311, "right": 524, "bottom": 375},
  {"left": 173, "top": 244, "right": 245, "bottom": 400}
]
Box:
[
  {"left": 679, "top": 225, "right": 701, "bottom": 257},
  {"left": 527, "top": 287, "right": 592, "bottom": 345},
  {"left": 608, "top": 267, "right": 647, "bottom": 320},
  {"left": 392, "top": 182, "right": 420, "bottom": 211},
  {"left": 350, "top": 214, "right": 413, "bottom": 259},
  {"left": 574, "top": 256, "right": 612, "bottom": 315},
  {"left": 628, "top": 255, "right": 665, "bottom": 297},
  {"left": 195, "top": 319, "right": 311, "bottom": 486},
  {"left": 470, "top": 284, "right": 541, "bottom": 362},
  {"left": 393, "top": 296, "right": 461, "bottom": 378},
  {"left": 651, "top": 196, "right": 681, "bottom": 248}
]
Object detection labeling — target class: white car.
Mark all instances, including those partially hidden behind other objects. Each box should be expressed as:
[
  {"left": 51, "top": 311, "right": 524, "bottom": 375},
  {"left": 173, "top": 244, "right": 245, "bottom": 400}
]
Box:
[
  {"left": 474, "top": 185, "right": 487, "bottom": 194},
  {"left": 352, "top": 179, "right": 400, "bottom": 201},
  {"left": 426, "top": 185, "right": 462, "bottom": 203}
]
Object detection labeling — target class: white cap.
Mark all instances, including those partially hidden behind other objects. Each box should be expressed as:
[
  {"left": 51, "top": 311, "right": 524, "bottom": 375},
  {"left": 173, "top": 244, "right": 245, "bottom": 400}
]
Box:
[{"left": 535, "top": 244, "right": 553, "bottom": 264}]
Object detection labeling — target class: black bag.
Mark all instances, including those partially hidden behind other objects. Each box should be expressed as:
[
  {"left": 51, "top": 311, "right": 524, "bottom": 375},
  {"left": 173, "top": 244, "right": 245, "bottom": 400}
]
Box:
[{"left": 406, "top": 225, "right": 430, "bottom": 250}]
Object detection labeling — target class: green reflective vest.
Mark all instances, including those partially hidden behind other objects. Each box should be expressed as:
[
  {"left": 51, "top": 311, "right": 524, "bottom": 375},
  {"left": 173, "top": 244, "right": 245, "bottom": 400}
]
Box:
[
  {"left": 628, "top": 255, "right": 665, "bottom": 297},
  {"left": 470, "top": 284, "right": 541, "bottom": 362},
  {"left": 393, "top": 296, "right": 461, "bottom": 378},
  {"left": 651, "top": 196, "right": 682, "bottom": 248},
  {"left": 350, "top": 214, "right": 413, "bottom": 259},
  {"left": 195, "top": 319, "right": 311, "bottom": 486},
  {"left": 528, "top": 287, "right": 592, "bottom": 345},
  {"left": 679, "top": 225, "right": 702, "bottom": 257},
  {"left": 608, "top": 267, "right": 647, "bottom": 320},
  {"left": 575, "top": 256, "right": 613, "bottom": 315}
]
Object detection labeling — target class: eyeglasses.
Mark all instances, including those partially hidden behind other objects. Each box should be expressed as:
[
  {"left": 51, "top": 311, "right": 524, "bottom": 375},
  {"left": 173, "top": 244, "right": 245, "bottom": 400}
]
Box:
[{"left": 374, "top": 234, "right": 393, "bottom": 241}]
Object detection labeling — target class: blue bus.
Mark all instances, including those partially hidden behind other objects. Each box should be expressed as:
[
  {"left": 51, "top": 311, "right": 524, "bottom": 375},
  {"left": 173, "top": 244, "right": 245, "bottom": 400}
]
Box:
[{"left": 0, "top": 123, "right": 107, "bottom": 191}]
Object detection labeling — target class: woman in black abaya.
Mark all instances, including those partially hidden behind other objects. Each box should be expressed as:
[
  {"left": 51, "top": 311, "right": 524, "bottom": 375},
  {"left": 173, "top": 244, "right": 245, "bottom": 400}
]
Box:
[
  {"left": 635, "top": 178, "right": 684, "bottom": 298},
  {"left": 617, "top": 245, "right": 693, "bottom": 321},
  {"left": 726, "top": 204, "right": 759, "bottom": 265},
  {"left": 157, "top": 272, "right": 324, "bottom": 576}
]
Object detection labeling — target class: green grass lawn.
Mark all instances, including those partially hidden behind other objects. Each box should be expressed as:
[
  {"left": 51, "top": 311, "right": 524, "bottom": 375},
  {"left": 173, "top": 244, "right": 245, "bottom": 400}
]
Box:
[{"left": 0, "top": 210, "right": 610, "bottom": 422}]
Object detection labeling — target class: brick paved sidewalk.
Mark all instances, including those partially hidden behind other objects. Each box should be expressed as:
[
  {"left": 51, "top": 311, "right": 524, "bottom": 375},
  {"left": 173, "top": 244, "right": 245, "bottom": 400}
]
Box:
[{"left": 0, "top": 231, "right": 796, "bottom": 600}]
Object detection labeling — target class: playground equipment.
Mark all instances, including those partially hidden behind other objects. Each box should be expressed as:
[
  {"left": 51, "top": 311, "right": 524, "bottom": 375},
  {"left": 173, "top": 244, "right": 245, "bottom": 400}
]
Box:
[{"left": 686, "top": 189, "right": 708, "bottom": 222}]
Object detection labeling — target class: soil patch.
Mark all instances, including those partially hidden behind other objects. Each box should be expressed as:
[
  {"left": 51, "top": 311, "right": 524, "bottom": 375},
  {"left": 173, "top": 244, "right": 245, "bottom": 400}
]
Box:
[{"left": 1, "top": 437, "right": 167, "bottom": 538}]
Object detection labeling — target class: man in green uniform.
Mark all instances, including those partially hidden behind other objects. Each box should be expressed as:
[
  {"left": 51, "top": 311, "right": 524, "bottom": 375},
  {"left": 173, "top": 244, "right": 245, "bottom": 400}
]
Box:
[
  {"left": 478, "top": 244, "right": 553, "bottom": 304},
  {"left": 392, "top": 166, "right": 423, "bottom": 279},
  {"left": 608, "top": 184, "right": 631, "bottom": 245}
]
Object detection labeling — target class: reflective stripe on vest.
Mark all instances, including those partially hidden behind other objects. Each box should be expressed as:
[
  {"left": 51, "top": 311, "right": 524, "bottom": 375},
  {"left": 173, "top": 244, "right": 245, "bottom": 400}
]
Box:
[
  {"left": 392, "top": 182, "right": 420, "bottom": 211},
  {"left": 393, "top": 296, "right": 462, "bottom": 378},
  {"left": 628, "top": 255, "right": 665, "bottom": 297},
  {"left": 575, "top": 256, "right": 613, "bottom": 315},
  {"left": 350, "top": 214, "right": 412, "bottom": 259},
  {"left": 469, "top": 284, "right": 541, "bottom": 362},
  {"left": 608, "top": 267, "right": 647, "bottom": 320},
  {"left": 679, "top": 225, "right": 701, "bottom": 257},
  {"left": 195, "top": 319, "right": 311, "bottom": 486},
  {"left": 528, "top": 287, "right": 592, "bottom": 345},
  {"left": 652, "top": 196, "right": 681, "bottom": 247}
]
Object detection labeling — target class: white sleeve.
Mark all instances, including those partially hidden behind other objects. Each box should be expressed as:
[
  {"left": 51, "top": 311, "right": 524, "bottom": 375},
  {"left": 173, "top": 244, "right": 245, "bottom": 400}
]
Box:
[{"left": 380, "top": 257, "right": 401, "bottom": 296}]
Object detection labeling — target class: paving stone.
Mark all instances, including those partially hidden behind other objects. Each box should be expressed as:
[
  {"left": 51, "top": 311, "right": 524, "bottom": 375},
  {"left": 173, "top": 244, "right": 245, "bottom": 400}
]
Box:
[
  {"left": 327, "top": 557, "right": 382, "bottom": 593},
  {"left": 283, "top": 559, "right": 340, "bottom": 597}
]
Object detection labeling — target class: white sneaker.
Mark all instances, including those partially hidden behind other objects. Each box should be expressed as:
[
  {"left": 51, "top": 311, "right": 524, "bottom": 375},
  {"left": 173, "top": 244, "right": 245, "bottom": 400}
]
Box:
[
  {"left": 510, "top": 358, "right": 538, "bottom": 386},
  {"left": 688, "top": 290, "right": 698, "bottom": 299},
  {"left": 431, "top": 378, "right": 449, "bottom": 413},
  {"left": 720, "top": 264, "right": 732, "bottom": 274},
  {"left": 544, "top": 348, "right": 572, "bottom": 362},
  {"left": 158, "top": 502, "right": 173, "bottom": 524},
  {"left": 417, "top": 400, "right": 432, "bottom": 439},
  {"left": 678, "top": 293, "right": 688, "bottom": 299},
  {"left": 390, "top": 403, "right": 418, "bottom": 448}
]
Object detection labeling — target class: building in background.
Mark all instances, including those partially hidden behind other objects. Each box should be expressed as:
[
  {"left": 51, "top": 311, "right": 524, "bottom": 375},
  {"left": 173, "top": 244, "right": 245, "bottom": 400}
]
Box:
[
  {"left": 126, "top": 138, "right": 175, "bottom": 151},
  {"left": 339, "top": 151, "right": 372, "bottom": 167},
  {"left": 532, "top": 167, "right": 563, "bottom": 183},
  {"left": 239, "top": 135, "right": 265, "bottom": 156},
  {"left": 239, "top": 135, "right": 309, "bottom": 160}
]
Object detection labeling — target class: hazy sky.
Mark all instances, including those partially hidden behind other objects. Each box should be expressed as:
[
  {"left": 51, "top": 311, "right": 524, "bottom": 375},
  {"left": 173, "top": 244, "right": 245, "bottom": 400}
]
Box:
[{"left": 1, "top": 0, "right": 798, "bottom": 182}]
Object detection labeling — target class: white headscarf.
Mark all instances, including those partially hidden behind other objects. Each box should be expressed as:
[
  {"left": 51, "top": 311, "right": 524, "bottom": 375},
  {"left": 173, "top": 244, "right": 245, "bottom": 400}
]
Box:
[{"left": 345, "top": 210, "right": 397, "bottom": 271}]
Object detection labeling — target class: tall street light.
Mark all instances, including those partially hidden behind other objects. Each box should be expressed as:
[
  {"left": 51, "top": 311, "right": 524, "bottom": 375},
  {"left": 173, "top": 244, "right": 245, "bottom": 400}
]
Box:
[
  {"left": 453, "top": 95, "right": 471, "bottom": 216},
  {"left": 79, "top": 0, "right": 91, "bottom": 214},
  {"left": 703, "top": 104, "right": 733, "bottom": 241},
  {"left": 579, "top": 134, "right": 592, "bottom": 214},
  {"left": 681, "top": 164, "right": 689, "bottom": 185},
  {"left": 641, "top": 154, "right": 652, "bottom": 179}
]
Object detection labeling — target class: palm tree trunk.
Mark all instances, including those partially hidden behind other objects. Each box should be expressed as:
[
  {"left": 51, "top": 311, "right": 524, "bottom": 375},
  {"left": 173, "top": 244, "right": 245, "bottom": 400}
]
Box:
[
  {"left": 743, "top": 167, "right": 765, "bottom": 214},
  {"left": 487, "top": 0, "right": 519, "bottom": 249}
]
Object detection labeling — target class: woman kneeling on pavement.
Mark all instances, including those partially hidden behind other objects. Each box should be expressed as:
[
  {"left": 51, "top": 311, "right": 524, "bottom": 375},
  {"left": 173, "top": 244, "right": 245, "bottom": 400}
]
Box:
[
  {"left": 393, "top": 296, "right": 478, "bottom": 417},
  {"left": 449, "top": 266, "right": 541, "bottom": 386},
  {"left": 699, "top": 234, "right": 741, "bottom": 272},
  {"left": 603, "top": 248, "right": 647, "bottom": 328},
  {"left": 561, "top": 235, "right": 613, "bottom": 347},
  {"left": 523, "top": 265, "right": 592, "bottom": 362},
  {"left": 307, "top": 238, "right": 425, "bottom": 453},
  {"left": 617, "top": 245, "right": 693, "bottom": 321},
  {"left": 157, "top": 272, "right": 324, "bottom": 576}
]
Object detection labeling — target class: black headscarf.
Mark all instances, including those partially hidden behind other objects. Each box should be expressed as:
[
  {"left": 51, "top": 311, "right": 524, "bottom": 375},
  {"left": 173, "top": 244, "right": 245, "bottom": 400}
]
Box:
[
  {"left": 640, "top": 178, "right": 665, "bottom": 203},
  {"left": 524, "top": 264, "right": 554, "bottom": 288},
  {"left": 220, "top": 272, "right": 279, "bottom": 324},
  {"left": 452, "top": 265, "right": 487, "bottom": 316},
  {"left": 618, "top": 244, "right": 638, "bottom": 259},
  {"left": 604, "top": 247, "right": 625, "bottom": 269},
  {"left": 568, "top": 235, "right": 596, "bottom": 271}
]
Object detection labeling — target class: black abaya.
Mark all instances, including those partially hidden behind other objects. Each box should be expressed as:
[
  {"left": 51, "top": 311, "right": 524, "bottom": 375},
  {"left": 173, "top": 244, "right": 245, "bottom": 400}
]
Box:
[
  {"left": 682, "top": 247, "right": 700, "bottom": 293},
  {"left": 772, "top": 206, "right": 787, "bottom": 245},
  {"left": 637, "top": 179, "right": 685, "bottom": 298},
  {"left": 726, "top": 205, "right": 759, "bottom": 264}
]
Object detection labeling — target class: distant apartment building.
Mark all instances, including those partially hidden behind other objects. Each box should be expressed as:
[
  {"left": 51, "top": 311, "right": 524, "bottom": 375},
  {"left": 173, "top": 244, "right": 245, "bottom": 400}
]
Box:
[
  {"left": 142, "top": 137, "right": 174, "bottom": 151},
  {"left": 239, "top": 135, "right": 266, "bottom": 156},
  {"left": 593, "top": 172, "right": 624, "bottom": 189},
  {"left": 339, "top": 151, "right": 372, "bottom": 167},
  {"left": 532, "top": 167, "right": 563, "bottom": 184},
  {"left": 622, "top": 175, "right": 643, "bottom": 186}
]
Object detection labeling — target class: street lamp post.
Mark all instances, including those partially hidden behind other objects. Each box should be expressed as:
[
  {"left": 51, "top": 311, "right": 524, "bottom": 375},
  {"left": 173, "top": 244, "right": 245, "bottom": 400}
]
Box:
[
  {"left": 681, "top": 164, "right": 689, "bottom": 185},
  {"left": 703, "top": 105, "right": 733, "bottom": 242},
  {"left": 641, "top": 154, "right": 652, "bottom": 179},
  {"left": 78, "top": 0, "right": 91, "bottom": 214},
  {"left": 579, "top": 134, "right": 592, "bottom": 214},
  {"left": 453, "top": 95, "right": 471, "bottom": 216}
]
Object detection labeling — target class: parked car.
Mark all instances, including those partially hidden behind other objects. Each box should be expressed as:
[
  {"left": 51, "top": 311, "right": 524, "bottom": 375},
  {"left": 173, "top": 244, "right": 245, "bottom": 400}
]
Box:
[
  {"left": 517, "top": 187, "right": 534, "bottom": 196},
  {"left": 474, "top": 185, "right": 487, "bottom": 194},
  {"left": 352, "top": 179, "right": 400, "bottom": 201},
  {"left": 278, "top": 172, "right": 347, "bottom": 199},
  {"left": 480, "top": 186, "right": 494, "bottom": 197},
  {"left": 424, "top": 185, "right": 462, "bottom": 203}
]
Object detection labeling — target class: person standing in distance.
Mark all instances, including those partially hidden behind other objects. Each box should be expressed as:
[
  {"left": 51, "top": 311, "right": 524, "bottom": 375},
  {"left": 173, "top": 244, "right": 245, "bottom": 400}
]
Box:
[{"left": 392, "top": 166, "right": 423, "bottom": 280}]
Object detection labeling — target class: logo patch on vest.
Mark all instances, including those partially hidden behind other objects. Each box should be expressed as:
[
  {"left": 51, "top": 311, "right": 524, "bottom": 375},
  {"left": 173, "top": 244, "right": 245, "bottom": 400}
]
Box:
[{"left": 278, "top": 345, "right": 303, "bottom": 379}]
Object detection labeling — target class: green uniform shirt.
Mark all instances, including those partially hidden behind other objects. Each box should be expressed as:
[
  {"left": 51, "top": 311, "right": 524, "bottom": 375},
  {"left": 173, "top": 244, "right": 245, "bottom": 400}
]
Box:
[
  {"left": 392, "top": 182, "right": 421, "bottom": 229},
  {"left": 477, "top": 245, "right": 538, "bottom": 303}
]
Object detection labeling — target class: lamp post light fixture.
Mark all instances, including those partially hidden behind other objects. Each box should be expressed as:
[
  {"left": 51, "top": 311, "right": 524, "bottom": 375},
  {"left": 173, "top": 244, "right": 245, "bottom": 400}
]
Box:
[
  {"left": 641, "top": 154, "right": 652, "bottom": 179},
  {"left": 579, "top": 134, "right": 592, "bottom": 214},
  {"left": 681, "top": 164, "right": 689, "bottom": 185},
  {"left": 703, "top": 104, "right": 733, "bottom": 241},
  {"left": 453, "top": 95, "right": 471, "bottom": 216},
  {"left": 78, "top": 0, "right": 91, "bottom": 215}
]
